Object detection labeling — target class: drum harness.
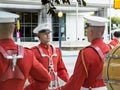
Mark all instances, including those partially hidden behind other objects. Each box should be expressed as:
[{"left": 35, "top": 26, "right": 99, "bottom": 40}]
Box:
[
  {"left": 81, "top": 45, "right": 106, "bottom": 90},
  {"left": 36, "top": 45, "right": 59, "bottom": 90},
  {"left": 0, "top": 45, "right": 24, "bottom": 82}
]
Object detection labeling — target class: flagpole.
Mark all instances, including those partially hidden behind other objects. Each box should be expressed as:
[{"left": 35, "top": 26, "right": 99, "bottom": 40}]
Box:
[
  {"left": 76, "top": 1, "right": 78, "bottom": 40},
  {"left": 109, "top": 0, "right": 112, "bottom": 40},
  {"left": 17, "top": 20, "right": 21, "bottom": 45}
]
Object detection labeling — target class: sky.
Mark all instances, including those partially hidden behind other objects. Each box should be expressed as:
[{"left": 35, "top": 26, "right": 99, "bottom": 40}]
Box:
[
  {"left": 108, "top": 8, "right": 120, "bottom": 17},
  {"left": 71, "top": 0, "right": 120, "bottom": 17},
  {"left": 88, "top": 0, "right": 120, "bottom": 18}
]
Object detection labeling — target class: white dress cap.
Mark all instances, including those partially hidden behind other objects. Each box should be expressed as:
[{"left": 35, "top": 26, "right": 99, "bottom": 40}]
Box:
[
  {"left": 33, "top": 23, "right": 51, "bottom": 34},
  {"left": 0, "top": 10, "right": 19, "bottom": 23},
  {"left": 84, "top": 16, "right": 108, "bottom": 26}
]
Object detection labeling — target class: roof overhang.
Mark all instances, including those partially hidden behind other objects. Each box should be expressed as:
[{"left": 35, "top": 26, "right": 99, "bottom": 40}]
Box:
[
  {"left": 0, "top": 3, "right": 99, "bottom": 13},
  {"left": 0, "top": 0, "right": 114, "bottom": 12}
]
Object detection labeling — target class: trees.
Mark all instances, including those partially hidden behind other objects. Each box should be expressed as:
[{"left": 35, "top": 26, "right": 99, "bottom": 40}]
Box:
[
  {"left": 41, "top": 0, "right": 86, "bottom": 16},
  {"left": 111, "top": 16, "right": 120, "bottom": 25},
  {"left": 108, "top": 16, "right": 120, "bottom": 30}
]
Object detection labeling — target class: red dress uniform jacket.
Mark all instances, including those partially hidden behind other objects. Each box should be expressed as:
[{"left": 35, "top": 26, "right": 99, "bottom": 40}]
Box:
[
  {"left": 60, "top": 38, "right": 110, "bottom": 90},
  {"left": 109, "top": 38, "right": 119, "bottom": 48},
  {"left": 0, "top": 39, "right": 50, "bottom": 90},
  {"left": 30, "top": 43, "right": 69, "bottom": 82}
]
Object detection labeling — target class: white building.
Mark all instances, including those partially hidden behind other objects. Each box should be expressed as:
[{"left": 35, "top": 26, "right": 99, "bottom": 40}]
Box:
[{"left": 0, "top": 0, "right": 114, "bottom": 43}]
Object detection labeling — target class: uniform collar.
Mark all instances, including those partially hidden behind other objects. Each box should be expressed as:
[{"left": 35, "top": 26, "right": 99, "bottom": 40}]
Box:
[
  {"left": 39, "top": 43, "right": 50, "bottom": 49},
  {"left": 0, "top": 39, "right": 15, "bottom": 44},
  {"left": 91, "top": 38, "right": 103, "bottom": 45},
  {"left": 114, "top": 37, "right": 119, "bottom": 41},
  {"left": 0, "top": 39, "right": 16, "bottom": 49},
  {"left": 113, "top": 38, "right": 119, "bottom": 43}
]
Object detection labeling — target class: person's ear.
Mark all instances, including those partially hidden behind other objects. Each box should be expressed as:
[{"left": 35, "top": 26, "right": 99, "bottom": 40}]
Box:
[
  {"left": 37, "top": 35, "right": 40, "bottom": 39},
  {"left": 90, "top": 29, "right": 93, "bottom": 36}
]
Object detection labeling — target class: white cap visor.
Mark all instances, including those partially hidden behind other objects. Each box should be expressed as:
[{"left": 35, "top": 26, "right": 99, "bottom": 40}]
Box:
[
  {"left": 84, "top": 16, "right": 108, "bottom": 26},
  {"left": 0, "top": 10, "right": 19, "bottom": 23}
]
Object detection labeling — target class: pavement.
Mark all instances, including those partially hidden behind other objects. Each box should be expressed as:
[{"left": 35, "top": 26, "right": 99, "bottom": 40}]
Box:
[
  {"left": 19, "top": 41, "right": 90, "bottom": 50},
  {"left": 19, "top": 41, "right": 85, "bottom": 56},
  {"left": 62, "top": 50, "right": 79, "bottom": 56}
]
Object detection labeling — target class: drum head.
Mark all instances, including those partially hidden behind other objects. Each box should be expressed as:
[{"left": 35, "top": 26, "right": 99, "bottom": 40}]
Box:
[{"left": 103, "top": 45, "right": 120, "bottom": 90}]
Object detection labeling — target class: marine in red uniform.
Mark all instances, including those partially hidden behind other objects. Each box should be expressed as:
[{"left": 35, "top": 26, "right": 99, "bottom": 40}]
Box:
[
  {"left": 0, "top": 11, "right": 50, "bottom": 90},
  {"left": 56, "top": 16, "right": 111, "bottom": 90},
  {"left": 109, "top": 31, "right": 120, "bottom": 49},
  {"left": 29, "top": 23, "right": 69, "bottom": 89}
]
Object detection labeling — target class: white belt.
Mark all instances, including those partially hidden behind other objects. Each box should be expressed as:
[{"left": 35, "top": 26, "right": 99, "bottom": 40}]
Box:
[{"left": 81, "top": 86, "right": 107, "bottom": 90}]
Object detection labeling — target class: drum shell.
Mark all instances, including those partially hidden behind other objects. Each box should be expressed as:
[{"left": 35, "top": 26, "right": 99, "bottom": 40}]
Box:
[{"left": 103, "top": 45, "right": 120, "bottom": 90}]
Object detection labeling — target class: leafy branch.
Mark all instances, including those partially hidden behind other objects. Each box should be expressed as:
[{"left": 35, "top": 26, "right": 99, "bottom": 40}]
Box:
[{"left": 41, "top": 0, "right": 86, "bottom": 16}]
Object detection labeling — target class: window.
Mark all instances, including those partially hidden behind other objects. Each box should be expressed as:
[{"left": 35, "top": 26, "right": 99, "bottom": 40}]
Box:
[
  {"left": 52, "top": 13, "right": 66, "bottom": 41},
  {"left": 14, "top": 12, "right": 38, "bottom": 42}
]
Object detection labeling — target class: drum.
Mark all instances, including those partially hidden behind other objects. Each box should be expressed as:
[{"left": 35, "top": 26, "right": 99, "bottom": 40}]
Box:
[{"left": 103, "top": 45, "right": 120, "bottom": 90}]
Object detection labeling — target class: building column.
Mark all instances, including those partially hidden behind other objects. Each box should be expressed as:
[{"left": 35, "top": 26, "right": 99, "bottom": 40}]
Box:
[
  {"left": 66, "top": 13, "right": 84, "bottom": 41},
  {"left": 94, "top": 8, "right": 107, "bottom": 17},
  {"left": 38, "top": 5, "right": 51, "bottom": 24}
]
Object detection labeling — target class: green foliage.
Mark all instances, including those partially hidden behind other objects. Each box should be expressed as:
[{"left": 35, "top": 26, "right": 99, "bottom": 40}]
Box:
[
  {"left": 77, "top": 0, "right": 86, "bottom": 6},
  {"left": 108, "top": 16, "right": 120, "bottom": 24},
  {"left": 41, "top": 0, "right": 86, "bottom": 16},
  {"left": 109, "top": 16, "right": 120, "bottom": 30},
  {"left": 107, "top": 16, "right": 120, "bottom": 34},
  {"left": 111, "top": 16, "right": 120, "bottom": 24}
]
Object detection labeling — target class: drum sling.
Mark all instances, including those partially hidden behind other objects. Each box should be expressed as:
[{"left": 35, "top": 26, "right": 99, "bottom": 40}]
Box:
[
  {"left": 0, "top": 45, "right": 24, "bottom": 82},
  {"left": 81, "top": 45, "right": 105, "bottom": 90},
  {"left": 36, "top": 45, "right": 59, "bottom": 90}
]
